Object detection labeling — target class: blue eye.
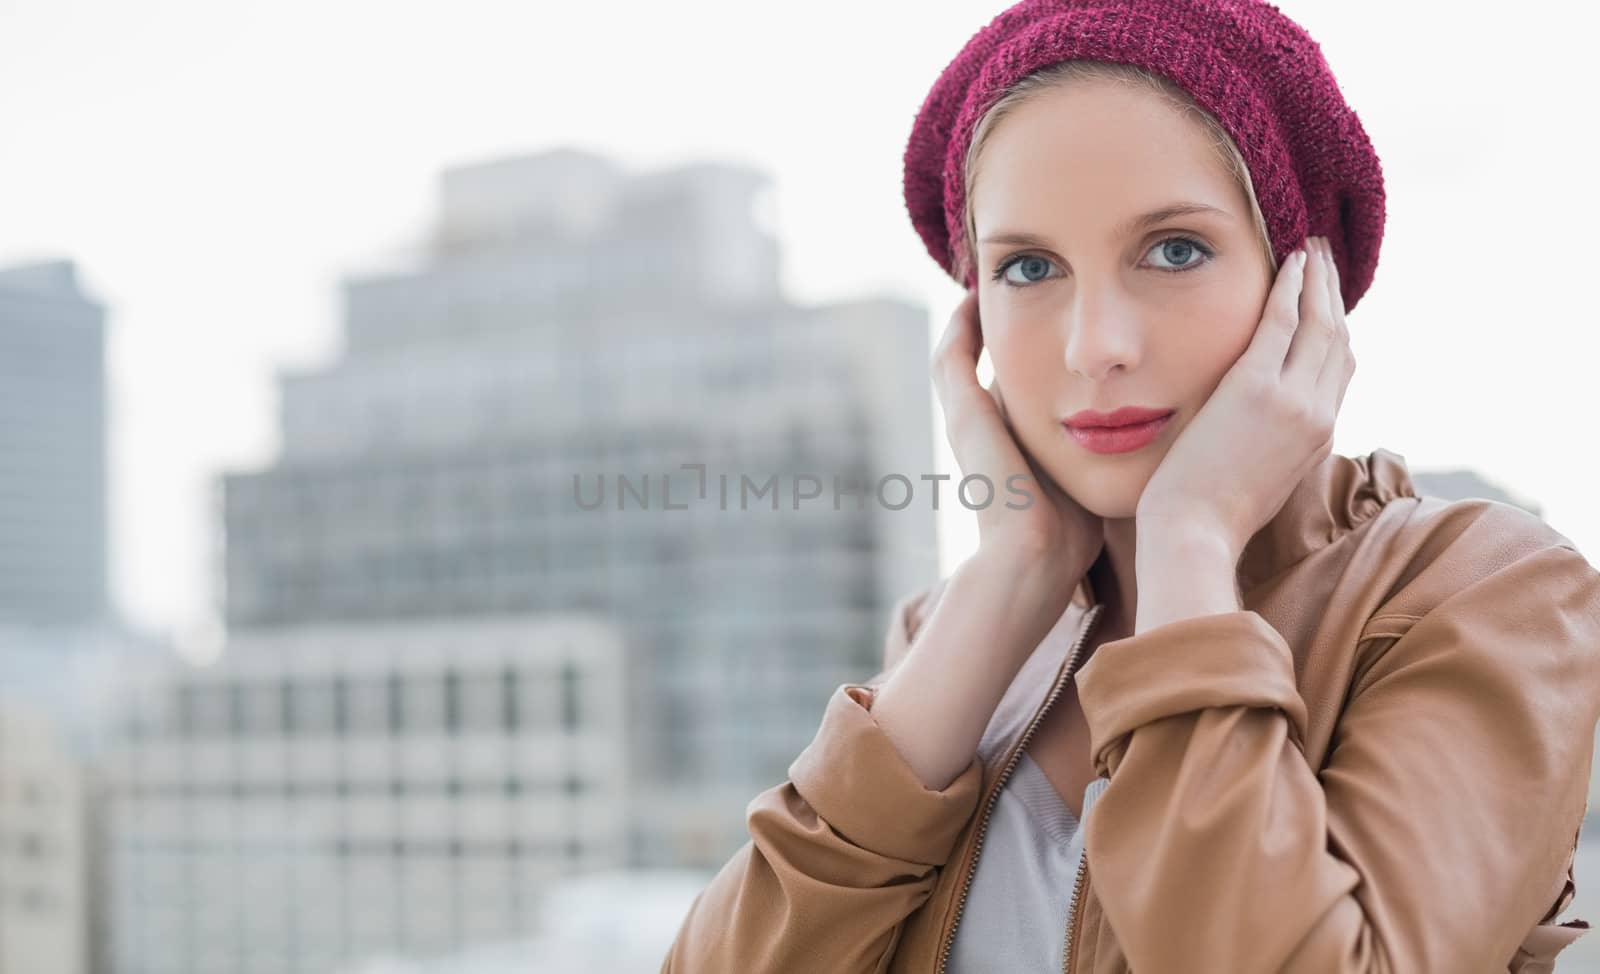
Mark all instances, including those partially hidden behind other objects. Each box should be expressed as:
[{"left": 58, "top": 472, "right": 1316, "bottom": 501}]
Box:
[
  {"left": 991, "top": 254, "right": 1059, "bottom": 287},
  {"left": 1146, "top": 236, "right": 1214, "bottom": 273}
]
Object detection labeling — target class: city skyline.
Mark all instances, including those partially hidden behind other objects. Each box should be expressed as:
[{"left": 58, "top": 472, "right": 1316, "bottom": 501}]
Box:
[
  {"left": 2, "top": 0, "right": 1596, "bottom": 649},
  {"left": 90, "top": 148, "right": 944, "bottom": 973}
]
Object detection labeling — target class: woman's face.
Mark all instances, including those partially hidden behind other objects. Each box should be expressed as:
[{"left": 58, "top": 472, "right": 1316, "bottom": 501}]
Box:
[{"left": 971, "top": 78, "right": 1274, "bottom": 519}]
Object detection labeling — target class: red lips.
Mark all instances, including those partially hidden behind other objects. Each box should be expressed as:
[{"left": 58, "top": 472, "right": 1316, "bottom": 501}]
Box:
[{"left": 1062, "top": 406, "right": 1176, "bottom": 429}]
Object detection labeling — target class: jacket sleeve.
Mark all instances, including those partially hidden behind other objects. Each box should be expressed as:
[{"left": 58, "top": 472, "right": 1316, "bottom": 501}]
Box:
[
  {"left": 660, "top": 580, "right": 979, "bottom": 974},
  {"left": 1073, "top": 524, "right": 1600, "bottom": 973}
]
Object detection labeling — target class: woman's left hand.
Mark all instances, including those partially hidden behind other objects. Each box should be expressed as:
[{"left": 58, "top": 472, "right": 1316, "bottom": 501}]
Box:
[{"left": 1135, "top": 235, "right": 1355, "bottom": 560}]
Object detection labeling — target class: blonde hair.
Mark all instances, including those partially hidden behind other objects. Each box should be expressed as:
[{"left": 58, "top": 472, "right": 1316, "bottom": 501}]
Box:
[{"left": 955, "top": 59, "right": 1277, "bottom": 286}]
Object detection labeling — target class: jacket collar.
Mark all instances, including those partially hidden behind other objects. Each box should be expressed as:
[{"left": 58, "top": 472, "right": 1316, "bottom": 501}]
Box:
[{"left": 1073, "top": 448, "right": 1418, "bottom": 608}]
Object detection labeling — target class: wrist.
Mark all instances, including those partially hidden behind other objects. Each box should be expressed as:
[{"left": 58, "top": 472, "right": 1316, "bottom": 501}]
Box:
[
  {"left": 1134, "top": 517, "right": 1240, "bottom": 569},
  {"left": 967, "top": 544, "right": 1087, "bottom": 625},
  {"left": 973, "top": 540, "right": 1089, "bottom": 593},
  {"left": 1133, "top": 528, "right": 1242, "bottom": 634}
]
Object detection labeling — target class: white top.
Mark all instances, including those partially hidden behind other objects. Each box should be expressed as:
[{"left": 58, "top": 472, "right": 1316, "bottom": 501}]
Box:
[{"left": 946, "top": 751, "right": 1112, "bottom": 973}]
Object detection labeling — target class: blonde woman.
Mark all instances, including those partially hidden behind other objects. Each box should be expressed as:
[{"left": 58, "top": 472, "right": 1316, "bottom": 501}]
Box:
[{"left": 663, "top": 1, "right": 1600, "bottom": 971}]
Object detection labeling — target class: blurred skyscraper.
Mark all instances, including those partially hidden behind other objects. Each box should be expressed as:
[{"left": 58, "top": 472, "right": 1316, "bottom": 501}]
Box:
[
  {"left": 0, "top": 627, "right": 135, "bottom": 974},
  {"left": 0, "top": 257, "right": 130, "bottom": 974},
  {"left": 0, "top": 692, "right": 98, "bottom": 974},
  {"left": 0, "top": 261, "right": 109, "bottom": 627},
  {"left": 101, "top": 148, "right": 940, "bottom": 974},
  {"left": 217, "top": 148, "right": 940, "bottom": 870},
  {"left": 104, "top": 615, "right": 627, "bottom": 974}
]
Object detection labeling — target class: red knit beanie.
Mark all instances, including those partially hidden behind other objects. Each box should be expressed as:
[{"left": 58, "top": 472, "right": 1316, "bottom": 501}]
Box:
[{"left": 903, "top": 0, "right": 1386, "bottom": 313}]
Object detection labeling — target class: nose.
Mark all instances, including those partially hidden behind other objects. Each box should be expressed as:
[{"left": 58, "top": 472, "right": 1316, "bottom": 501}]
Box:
[{"left": 1061, "top": 282, "right": 1142, "bottom": 382}]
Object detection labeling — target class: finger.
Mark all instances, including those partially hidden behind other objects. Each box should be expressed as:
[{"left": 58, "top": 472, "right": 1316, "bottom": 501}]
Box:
[
  {"left": 1322, "top": 237, "right": 1348, "bottom": 334},
  {"left": 983, "top": 377, "right": 1056, "bottom": 500},
  {"left": 988, "top": 380, "right": 1026, "bottom": 464},
  {"left": 932, "top": 290, "right": 982, "bottom": 407},
  {"left": 1243, "top": 243, "right": 1307, "bottom": 374},
  {"left": 1283, "top": 236, "right": 1336, "bottom": 387},
  {"left": 1314, "top": 242, "right": 1355, "bottom": 412},
  {"left": 983, "top": 380, "right": 1008, "bottom": 446},
  {"left": 935, "top": 292, "right": 1007, "bottom": 463},
  {"left": 1315, "top": 326, "right": 1355, "bottom": 415},
  {"left": 1315, "top": 344, "right": 1354, "bottom": 420},
  {"left": 1324, "top": 244, "right": 1355, "bottom": 416},
  {"left": 932, "top": 290, "right": 980, "bottom": 375}
]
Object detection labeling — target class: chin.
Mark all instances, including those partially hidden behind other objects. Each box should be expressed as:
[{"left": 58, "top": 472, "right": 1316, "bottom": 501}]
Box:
[
  {"left": 1055, "top": 457, "right": 1156, "bottom": 521},
  {"left": 1031, "top": 429, "right": 1164, "bottom": 520},
  {"left": 1054, "top": 475, "right": 1139, "bottom": 521},
  {"left": 1079, "top": 494, "right": 1140, "bottom": 521}
]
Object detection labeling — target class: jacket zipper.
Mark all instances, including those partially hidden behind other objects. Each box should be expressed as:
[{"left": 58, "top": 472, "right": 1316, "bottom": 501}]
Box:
[
  {"left": 935, "top": 601, "right": 1105, "bottom": 974},
  {"left": 1061, "top": 842, "right": 1089, "bottom": 973}
]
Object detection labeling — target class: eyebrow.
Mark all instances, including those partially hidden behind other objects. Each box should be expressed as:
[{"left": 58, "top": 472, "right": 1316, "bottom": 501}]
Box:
[{"left": 979, "top": 201, "right": 1229, "bottom": 248}]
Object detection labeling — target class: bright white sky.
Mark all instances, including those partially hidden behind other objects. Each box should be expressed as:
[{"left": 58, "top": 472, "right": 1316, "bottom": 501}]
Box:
[{"left": 2, "top": 0, "right": 1596, "bottom": 649}]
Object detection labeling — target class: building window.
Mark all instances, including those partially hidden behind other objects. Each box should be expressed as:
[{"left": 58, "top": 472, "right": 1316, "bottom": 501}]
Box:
[
  {"left": 502, "top": 668, "right": 520, "bottom": 732},
  {"left": 387, "top": 673, "right": 405, "bottom": 734},
  {"left": 348, "top": 678, "right": 388, "bottom": 734},
  {"left": 459, "top": 670, "right": 503, "bottom": 732},
  {"left": 281, "top": 676, "right": 296, "bottom": 733},
  {"left": 332, "top": 676, "right": 349, "bottom": 732},
  {"left": 443, "top": 670, "right": 461, "bottom": 732},
  {"left": 559, "top": 662, "right": 581, "bottom": 731},
  {"left": 176, "top": 685, "right": 197, "bottom": 736},
  {"left": 403, "top": 675, "right": 444, "bottom": 732},
  {"left": 246, "top": 682, "right": 283, "bottom": 734}
]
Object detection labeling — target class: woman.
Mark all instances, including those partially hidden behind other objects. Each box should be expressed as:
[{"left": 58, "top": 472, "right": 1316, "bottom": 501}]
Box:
[{"left": 662, "top": 1, "right": 1600, "bottom": 971}]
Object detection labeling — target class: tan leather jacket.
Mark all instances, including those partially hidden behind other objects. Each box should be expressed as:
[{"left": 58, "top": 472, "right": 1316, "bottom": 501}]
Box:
[{"left": 661, "top": 448, "right": 1600, "bottom": 973}]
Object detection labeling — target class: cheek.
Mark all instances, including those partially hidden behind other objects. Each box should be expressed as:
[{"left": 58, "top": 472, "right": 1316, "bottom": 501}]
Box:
[
  {"left": 1160, "top": 287, "right": 1263, "bottom": 386},
  {"left": 987, "top": 333, "right": 1062, "bottom": 413}
]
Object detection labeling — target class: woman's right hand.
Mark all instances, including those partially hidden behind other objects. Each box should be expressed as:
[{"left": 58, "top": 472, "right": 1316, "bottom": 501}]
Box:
[{"left": 931, "top": 288, "right": 1105, "bottom": 592}]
